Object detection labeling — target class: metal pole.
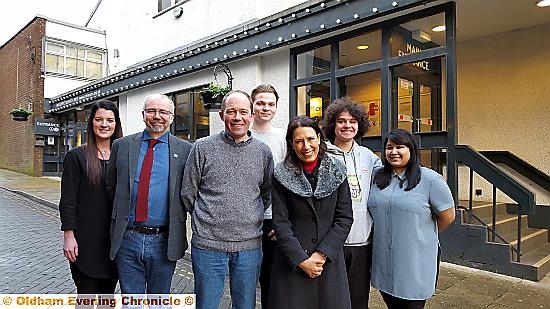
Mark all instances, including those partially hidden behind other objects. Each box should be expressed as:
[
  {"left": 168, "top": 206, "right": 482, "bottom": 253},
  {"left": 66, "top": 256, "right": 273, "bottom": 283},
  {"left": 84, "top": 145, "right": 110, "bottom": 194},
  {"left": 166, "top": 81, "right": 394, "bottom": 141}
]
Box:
[{"left": 491, "top": 185, "right": 497, "bottom": 242}]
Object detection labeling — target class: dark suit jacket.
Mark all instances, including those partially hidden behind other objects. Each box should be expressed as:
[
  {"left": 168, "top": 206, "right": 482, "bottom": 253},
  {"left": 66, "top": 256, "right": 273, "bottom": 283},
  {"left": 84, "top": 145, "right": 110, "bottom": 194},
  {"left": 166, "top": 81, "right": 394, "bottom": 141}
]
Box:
[{"left": 106, "top": 131, "right": 192, "bottom": 261}]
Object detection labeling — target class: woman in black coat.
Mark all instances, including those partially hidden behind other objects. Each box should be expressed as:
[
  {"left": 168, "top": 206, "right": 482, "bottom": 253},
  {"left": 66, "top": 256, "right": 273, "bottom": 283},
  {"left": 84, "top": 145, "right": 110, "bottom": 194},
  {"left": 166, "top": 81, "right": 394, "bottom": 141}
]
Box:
[
  {"left": 268, "top": 116, "right": 354, "bottom": 309},
  {"left": 59, "top": 100, "right": 122, "bottom": 293}
]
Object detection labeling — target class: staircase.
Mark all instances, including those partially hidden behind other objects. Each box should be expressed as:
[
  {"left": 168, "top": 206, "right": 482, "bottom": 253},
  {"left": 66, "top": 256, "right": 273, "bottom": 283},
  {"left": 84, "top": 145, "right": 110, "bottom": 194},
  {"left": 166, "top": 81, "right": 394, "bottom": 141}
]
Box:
[
  {"left": 441, "top": 201, "right": 550, "bottom": 281},
  {"left": 439, "top": 145, "right": 550, "bottom": 281}
]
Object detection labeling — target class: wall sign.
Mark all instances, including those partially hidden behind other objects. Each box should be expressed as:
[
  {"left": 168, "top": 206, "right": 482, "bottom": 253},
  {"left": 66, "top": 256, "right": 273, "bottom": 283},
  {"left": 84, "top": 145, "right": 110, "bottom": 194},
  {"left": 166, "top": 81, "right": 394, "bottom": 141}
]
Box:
[{"left": 35, "top": 118, "right": 61, "bottom": 136}]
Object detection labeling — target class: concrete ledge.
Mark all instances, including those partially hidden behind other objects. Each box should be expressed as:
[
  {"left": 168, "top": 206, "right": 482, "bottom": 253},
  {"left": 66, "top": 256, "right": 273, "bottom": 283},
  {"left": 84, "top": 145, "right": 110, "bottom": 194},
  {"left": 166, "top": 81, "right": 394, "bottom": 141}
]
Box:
[{"left": 0, "top": 186, "right": 58, "bottom": 209}]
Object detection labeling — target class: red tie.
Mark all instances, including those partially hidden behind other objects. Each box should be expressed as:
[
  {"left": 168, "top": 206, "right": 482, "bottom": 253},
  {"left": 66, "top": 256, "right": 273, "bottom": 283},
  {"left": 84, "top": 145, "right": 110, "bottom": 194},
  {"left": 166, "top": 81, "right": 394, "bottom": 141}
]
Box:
[{"left": 136, "top": 139, "right": 159, "bottom": 222}]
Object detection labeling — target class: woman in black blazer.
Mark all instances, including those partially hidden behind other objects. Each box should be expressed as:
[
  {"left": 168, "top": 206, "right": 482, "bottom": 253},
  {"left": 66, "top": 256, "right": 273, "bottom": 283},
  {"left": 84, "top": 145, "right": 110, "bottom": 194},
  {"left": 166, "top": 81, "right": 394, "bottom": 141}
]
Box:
[{"left": 59, "top": 100, "right": 122, "bottom": 293}]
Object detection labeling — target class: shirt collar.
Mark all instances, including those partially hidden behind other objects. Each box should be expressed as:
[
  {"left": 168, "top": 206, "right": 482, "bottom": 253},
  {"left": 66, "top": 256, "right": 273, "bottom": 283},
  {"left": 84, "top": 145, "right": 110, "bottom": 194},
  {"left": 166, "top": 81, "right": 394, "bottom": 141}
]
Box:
[
  {"left": 142, "top": 130, "right": 169, "bottom": 143},
  {"left": 392, "top": 170, "right": 407, "bottom": 181},
  {"left": 222, "top": 130, "right": 252, "bottom": 144}
]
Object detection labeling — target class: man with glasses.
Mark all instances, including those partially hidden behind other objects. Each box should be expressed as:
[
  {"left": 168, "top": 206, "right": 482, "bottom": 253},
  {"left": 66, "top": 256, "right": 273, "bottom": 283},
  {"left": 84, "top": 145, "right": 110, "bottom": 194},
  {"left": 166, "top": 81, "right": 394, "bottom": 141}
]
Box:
[{"left": 107, "top": 93, "right": 192, "bottom": 294}]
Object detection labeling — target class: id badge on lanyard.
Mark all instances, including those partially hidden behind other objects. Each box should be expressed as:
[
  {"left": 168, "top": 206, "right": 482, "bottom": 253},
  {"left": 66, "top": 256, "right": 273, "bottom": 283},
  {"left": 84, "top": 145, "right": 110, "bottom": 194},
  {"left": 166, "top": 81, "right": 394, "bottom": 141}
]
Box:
[{"left": 347, "top": 174, "right": 363, "bottom": 203}]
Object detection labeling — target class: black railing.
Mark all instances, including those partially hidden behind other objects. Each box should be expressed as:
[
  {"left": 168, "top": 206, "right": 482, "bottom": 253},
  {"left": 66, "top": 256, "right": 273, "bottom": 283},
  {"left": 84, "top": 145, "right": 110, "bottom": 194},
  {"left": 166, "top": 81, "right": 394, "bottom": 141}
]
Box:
[
  {"left": 480, "top": 150, "right": 550, "bottom": 193},
  {"left": 456, "top": 145, "right": 536, "bottom": 262}
]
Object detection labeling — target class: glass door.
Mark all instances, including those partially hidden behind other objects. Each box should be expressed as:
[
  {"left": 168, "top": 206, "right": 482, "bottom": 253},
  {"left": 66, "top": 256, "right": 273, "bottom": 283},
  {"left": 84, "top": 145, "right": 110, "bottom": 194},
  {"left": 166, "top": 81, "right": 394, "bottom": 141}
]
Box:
[{"left": 392, "top": 62, "right": 442, "bottom": 171}]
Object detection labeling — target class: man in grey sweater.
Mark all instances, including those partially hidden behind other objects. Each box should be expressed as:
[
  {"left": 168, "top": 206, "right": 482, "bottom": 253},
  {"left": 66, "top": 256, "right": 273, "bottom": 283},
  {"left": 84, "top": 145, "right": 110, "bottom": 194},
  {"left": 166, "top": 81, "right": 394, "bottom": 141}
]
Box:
[{"left": 181, "top": 90, "right": 273, "bottom": 309}]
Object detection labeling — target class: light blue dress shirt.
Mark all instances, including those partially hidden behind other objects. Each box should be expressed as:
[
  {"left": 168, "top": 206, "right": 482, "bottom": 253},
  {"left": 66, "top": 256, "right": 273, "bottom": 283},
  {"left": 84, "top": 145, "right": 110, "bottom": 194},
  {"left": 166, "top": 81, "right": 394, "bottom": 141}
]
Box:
[
  {"left": 368, "top": 166, "right": 454, "bottom": 300},
  {"left": 129, "top": 130, "right": 170, "bottom": 227}
]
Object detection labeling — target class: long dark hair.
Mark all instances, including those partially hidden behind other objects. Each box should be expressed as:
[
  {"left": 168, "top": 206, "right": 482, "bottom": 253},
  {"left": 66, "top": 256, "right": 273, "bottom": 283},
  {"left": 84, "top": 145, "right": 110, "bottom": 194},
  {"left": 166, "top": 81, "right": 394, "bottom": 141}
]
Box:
[
  {"left": 84, "top": 100, "right": 123, "bottom": 188},
  {"left": 322, "top": 97, "right": 370, "bottom": 143},
  {"left": 284, "top": 116, "right": 327, "bottom": 174},
  {"left": 374, "top": 128, "right": 421, "bottom": 191}
]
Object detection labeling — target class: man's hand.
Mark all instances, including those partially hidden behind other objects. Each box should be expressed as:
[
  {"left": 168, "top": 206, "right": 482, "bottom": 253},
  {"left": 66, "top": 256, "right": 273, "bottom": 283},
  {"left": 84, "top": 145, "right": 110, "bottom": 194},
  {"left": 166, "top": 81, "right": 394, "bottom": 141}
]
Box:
[{"left": 63, "top": 230, "right": 78, "bottom": 262}]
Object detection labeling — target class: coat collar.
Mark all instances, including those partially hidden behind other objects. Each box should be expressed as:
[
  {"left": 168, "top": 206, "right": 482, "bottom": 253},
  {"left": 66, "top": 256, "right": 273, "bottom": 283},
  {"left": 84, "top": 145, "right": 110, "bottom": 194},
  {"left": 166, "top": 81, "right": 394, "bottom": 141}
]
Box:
[{"left": 274, "top": 155, "right": 347, "bottom": 199}]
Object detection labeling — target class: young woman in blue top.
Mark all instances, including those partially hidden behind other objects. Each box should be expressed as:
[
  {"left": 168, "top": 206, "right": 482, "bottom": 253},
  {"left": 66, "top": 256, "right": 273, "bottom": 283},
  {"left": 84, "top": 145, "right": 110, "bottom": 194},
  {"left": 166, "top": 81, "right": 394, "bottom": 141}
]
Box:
[{"left": 368, "top": 129, "right": 455, "bottom": 309}]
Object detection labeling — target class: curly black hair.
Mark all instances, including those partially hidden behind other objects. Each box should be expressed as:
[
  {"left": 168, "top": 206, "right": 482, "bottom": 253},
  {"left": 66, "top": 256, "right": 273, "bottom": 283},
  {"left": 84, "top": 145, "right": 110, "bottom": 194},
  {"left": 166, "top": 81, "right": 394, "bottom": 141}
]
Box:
[{"left": 321, "top": 97, "right": 370, "bottom": 143}]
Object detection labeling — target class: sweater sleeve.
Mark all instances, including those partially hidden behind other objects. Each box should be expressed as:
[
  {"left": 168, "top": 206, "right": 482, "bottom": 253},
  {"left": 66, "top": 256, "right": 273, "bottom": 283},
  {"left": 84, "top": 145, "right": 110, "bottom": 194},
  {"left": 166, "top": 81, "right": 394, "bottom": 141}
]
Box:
[
  {"left": 260, "top": 150, "right": 274, "bottom": 210},
  {"left": 59, "top": 149, "right": 82, "bottom": 231},
  {"left": 181, "top": 142, "right": 201, "bottom": 213}
]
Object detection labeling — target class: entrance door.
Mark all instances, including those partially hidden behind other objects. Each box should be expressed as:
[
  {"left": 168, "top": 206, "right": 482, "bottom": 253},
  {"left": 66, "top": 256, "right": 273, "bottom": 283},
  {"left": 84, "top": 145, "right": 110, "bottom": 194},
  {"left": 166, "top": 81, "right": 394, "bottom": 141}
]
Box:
[{"left": 392, "top": 63, "right": 443, "bottom": 171}]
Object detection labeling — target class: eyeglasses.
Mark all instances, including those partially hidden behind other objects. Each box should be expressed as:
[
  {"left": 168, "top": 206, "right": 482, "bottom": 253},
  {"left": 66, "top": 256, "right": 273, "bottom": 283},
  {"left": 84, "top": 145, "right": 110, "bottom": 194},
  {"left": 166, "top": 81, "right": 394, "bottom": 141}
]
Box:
[{"left": 144, "top": 109, "right": 173, "bottom": 116}]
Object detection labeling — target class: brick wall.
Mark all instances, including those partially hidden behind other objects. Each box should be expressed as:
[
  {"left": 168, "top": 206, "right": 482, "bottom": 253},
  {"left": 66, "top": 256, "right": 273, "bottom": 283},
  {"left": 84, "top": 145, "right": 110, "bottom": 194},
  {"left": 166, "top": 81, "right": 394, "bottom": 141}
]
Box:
[{"left": 0, "top": 18, "right": 46, "bottom": 176}]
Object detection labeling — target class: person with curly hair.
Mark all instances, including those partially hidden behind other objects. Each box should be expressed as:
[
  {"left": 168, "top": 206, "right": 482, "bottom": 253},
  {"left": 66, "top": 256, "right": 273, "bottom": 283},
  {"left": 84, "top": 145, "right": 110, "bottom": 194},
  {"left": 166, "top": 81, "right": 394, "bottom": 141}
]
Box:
[{"left": 322, "top": 97, "right": 382, "bottom": 309}]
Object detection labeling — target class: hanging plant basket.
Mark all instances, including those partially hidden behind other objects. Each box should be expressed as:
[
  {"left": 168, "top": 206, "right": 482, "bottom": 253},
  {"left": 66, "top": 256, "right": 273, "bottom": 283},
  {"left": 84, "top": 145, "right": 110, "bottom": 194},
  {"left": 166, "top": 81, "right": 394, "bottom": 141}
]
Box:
[
  {"left": 199, "top": 64, "right": 234, "bottom": 110},
  {"left": 10, "top": 108, "right": 32, "bottom": 121}
]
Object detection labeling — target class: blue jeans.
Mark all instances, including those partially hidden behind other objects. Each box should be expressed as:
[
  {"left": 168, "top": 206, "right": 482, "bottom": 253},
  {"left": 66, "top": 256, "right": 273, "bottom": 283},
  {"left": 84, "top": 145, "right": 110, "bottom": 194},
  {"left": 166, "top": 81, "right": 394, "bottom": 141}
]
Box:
[
  {"left": 115, "top": 230, "right": 176, "bottom": 294},
  {"left": 192, "top": 246, "right": 262, "bottom": 309}
]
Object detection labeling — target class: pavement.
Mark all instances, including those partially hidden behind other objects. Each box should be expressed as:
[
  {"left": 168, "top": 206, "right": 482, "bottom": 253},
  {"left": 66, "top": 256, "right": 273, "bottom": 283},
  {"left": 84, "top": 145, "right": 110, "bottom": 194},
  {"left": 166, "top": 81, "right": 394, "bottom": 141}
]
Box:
[{"left": 1, "top": 167, "right": 550, "bottom": 308}]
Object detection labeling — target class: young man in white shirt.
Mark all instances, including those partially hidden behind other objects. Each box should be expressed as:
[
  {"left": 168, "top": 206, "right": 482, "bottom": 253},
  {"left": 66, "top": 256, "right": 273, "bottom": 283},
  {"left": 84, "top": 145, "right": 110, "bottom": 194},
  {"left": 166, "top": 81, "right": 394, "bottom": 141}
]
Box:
[{"left": 250, "top": 84, "right": 286, "bottom": 309}]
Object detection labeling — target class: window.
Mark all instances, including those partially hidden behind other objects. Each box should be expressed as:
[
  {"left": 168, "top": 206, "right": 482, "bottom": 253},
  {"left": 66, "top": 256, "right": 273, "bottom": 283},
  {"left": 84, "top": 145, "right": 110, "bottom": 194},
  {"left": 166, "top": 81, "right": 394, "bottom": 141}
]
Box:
[
  {"left": 173, "top": 88, "right": 209, "bottom": 141},
  {"left": 45, "top": 41, "right": 105, "bottom": 80}
]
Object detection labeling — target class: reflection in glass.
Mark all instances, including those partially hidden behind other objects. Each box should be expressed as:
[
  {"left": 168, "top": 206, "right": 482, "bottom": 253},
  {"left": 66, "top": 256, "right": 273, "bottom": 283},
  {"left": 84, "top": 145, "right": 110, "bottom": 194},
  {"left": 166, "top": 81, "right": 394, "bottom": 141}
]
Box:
[
  {"left": 390, "top": 13, "right": 446, "bottom": 58},
  {"left": 193, "top": 91, "right": 209, "bottom": 139},
  {"left": 339, "top": 70, "right": 382, "bottom": 137},
  {"left": 296, "top": 45, "right": 331, "bottom": 79},
  {"left": 392, "top": 56, "right": 445, "bottom": 133},
  {"left": 296, "top": 81, "right": 330, "bottom": 124},
  {"left": 339, "top": 30, "right": 382, "bottom": 68},
  {"left": 175, "top": 92, "right": 190, "bottom": 140}
]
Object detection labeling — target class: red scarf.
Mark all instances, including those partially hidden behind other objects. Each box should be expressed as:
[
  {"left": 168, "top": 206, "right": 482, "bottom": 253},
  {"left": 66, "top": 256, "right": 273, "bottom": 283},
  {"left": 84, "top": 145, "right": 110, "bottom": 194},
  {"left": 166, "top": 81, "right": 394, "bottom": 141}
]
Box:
[{"left": 303, "top": 157, "right": 319, "bottom": 173}]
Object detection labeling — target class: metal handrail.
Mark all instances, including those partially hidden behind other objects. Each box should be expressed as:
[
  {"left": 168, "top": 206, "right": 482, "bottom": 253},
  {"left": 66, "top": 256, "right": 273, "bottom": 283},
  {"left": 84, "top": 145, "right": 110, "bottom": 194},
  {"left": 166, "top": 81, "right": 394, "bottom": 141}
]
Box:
[
  {"left": 456, "top": 206, "right": 521, "bottom": 257},
  {"left": 480, "top": 150, "right": 550, "bottom": 192},
  {"left": 456, "top": 145, "right": 535, "bottom": 262}
]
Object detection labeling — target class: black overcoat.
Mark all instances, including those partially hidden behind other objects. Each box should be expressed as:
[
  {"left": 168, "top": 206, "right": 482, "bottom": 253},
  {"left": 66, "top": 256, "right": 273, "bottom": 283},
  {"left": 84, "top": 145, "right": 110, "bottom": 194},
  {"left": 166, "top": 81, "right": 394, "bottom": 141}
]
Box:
[{"left": 268, "top": 155, "right": 353, "bottom": 309}]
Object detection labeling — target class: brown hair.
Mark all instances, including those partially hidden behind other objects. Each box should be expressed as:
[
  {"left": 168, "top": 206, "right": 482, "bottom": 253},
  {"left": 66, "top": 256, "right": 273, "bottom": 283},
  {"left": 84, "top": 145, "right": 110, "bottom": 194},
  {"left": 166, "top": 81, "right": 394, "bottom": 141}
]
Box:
[
  {"left": 84, "top": 100, "right": 123, "bottom": 188},
  {"left": 251, "top": 84, "right": 279, "bottom": 103}
]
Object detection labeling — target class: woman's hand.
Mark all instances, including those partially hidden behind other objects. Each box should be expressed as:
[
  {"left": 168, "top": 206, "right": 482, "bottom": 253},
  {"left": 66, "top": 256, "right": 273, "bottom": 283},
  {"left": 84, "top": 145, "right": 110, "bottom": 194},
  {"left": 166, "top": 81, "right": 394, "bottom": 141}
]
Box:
[
  {"left": 63, "top": 230, "right": 78, "bottom": 262},
  {"left": 298, "top": 251, "right": 327, "bottom": 278}
]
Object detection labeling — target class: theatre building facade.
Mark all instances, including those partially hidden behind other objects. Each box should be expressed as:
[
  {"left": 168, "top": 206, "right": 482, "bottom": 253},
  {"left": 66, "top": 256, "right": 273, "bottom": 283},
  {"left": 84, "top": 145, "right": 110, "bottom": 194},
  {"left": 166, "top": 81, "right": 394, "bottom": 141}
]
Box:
[{"left": 48, "top": 0, "right": 550, "bottom": 279}]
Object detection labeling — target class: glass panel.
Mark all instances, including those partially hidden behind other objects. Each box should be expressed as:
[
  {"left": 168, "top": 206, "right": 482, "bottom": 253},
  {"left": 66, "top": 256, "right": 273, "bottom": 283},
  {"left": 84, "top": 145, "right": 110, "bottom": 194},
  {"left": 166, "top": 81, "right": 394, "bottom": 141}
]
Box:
[
  {"left": 296, "top": 45, "right": 330, "bottom": 79},
  {"left": 86, "top": 62, "right": 102, "bottom": 79},
  {"left": 419, "top": 84, "right": 432, "bottom": 132},
  {"left": 339, "top": 30, "right": 382, "bottom": 68},
  {"left": 87, "top": 50, "right": 103, "bottom": 61},
  {"left": 390, "top": 13, "right": 446, "bottom": 58},
  {"left": 296, "top": 80, "right": 330, "bottom": 124},
  {"left": 67, "top": 58, "right": 85, "bottom": 77},
  {"left": 396, "top": 77, "right": 414, "bottom": 132},
  {"left": 392, "top": 56, "right": 445, "bottom": 133},
  {"left": 46, "top": 42, "right": 64, "bottom": 54},
  {"left": 339, "top": 70, "right": 382, "bottom": 137},
  {"left": 66, "top": 47, "right": 77, "bottom": 57},
  {"left": 45, "top": 54, "right": 64, "bottom": 74},
  {"left": 174, "top": 92, "right": 191, "bottom": 140},
  {"left": 193, "top": 91, "right": 209, "bottom": 140}
]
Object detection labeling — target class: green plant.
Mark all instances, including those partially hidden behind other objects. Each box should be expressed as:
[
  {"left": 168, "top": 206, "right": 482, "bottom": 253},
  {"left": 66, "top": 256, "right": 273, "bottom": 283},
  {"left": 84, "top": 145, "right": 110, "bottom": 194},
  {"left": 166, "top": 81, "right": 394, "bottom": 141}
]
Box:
[
  {"left": 199, "top": 83, "right": 231, "bottom": 98},
  {"left": 10, "top": 107, "right": 32, "bottom": 116}
]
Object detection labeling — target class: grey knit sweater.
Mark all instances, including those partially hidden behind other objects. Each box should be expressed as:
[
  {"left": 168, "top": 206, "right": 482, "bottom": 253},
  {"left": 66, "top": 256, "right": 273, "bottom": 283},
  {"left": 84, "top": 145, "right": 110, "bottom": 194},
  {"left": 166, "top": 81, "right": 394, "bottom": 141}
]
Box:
[{"left": 181, "top": 132, "right": 274, "bottom": 252}]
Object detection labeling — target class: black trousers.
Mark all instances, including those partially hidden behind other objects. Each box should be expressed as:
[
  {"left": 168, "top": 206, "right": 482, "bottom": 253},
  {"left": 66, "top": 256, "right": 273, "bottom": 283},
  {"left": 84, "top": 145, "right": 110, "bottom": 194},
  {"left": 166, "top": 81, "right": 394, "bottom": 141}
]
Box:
[
  {"left": 259, "top": 219, "right": 275, "bottom": 309},
  {"left": 380, "top": 291, "right": 426, "bottom": 309},
  {"left": 344, "top": 244, "right": 373, "bottom": 309},
  {"left": 70, "top": 262, "right": 118, "bottom": 294}
]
